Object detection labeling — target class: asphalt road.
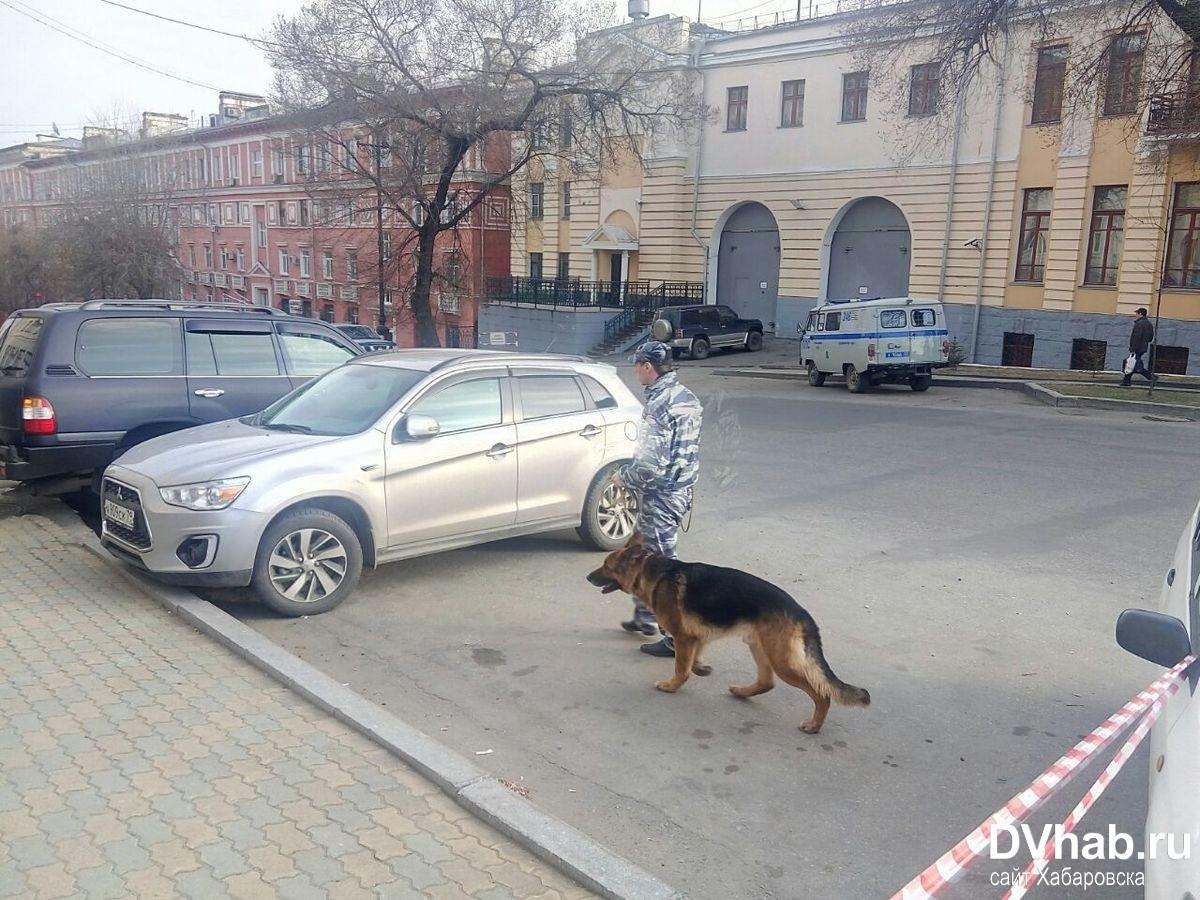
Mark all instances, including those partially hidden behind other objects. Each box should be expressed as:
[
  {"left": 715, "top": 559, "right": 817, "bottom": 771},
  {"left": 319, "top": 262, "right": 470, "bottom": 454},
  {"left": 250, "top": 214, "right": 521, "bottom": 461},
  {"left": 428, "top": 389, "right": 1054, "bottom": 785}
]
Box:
[{"left": 222, "top": 358, "right": 1198, "bottom": 899}]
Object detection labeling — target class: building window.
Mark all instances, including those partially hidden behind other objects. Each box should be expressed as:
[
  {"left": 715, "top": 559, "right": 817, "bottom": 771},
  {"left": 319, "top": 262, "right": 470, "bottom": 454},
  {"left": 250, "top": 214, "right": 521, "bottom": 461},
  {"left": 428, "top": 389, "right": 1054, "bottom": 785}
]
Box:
[
  {"left": 279, "top": 248, "right": 290, "bottom": 275},
  {"left": 908, "top": 63, "right": 941, "bottom": 117},
  {"left": 346, "top": 251, "right": 358, "bottom": 279},
  {"left": 272, "top": 147, "right": 284, "bottom": 178},
  {"left": 1015, "top": 188, "right": 1053, "bottom": 282},
  {"left": 296, "top": 143, "right": 309, "bottom": 175},
  {"left": 212, "top": 152, "right": 222, "bottom": 184},
  {"left": 299, "top": 247, "right": 311, "bottom": 278},
  {"left": 529, "top": 252, "right": 544, "bottom": 280},
  {"left": 780, "top": 79, "right": 805, "bottom": 127},
  {"left": 203, "top": 244, "right": 213, "bottom": 268},
  {"left": 1031, "top": 45, "right": 1068, "bottom": 124},
  {"left": 557, "top": 252, "right": 570, "bottom": 281},
  {"left": 1083, "top": 186, "right": 1126, "bottom": 286},
  {"left": 562, "top": 181, "right": 572, "bottom": 219},
  {"left": 220, "top": 246, "right": 229, "bottom": 270},
  {"left": 318, "top": 141, "right": 332, "bottom": 173},
  {"left": 251, "top": 147, "right": 263, "bottom": 179},
  {"left": 188, "top": 244, "right": 196, "bottom": 267},
  {"left": 530, "top": 182, "right": 544, "bottom": 219},
  {"left": 1164, "top": 182, "right": 1200, "bottom": 288},
  {"left": 236, "top": 247, "right": 245, "bottom": 271},
  {"left": 1153, "top": 345, "right": 1190, "bottom": 375},
  {"left": 841, "top": 71, "right": 869, "bottom": 122},
  {"left": 239, "top": 202, "right": 250, "bottom": 224},
  {"left": 1070, "top": 338, "right": 1108, "bottom": 371},
  {"left": 726, "top": 86, "right": 748, "bottom": 131},
  {"left": 559, "top": 108, "right": 573, "bottom": 148},
  {"left": 382, "top": 232, "right": 392, "bottom": 262},
  {"left": 256, "top": 221, "right": 267, "bottom": 248},
  {"left": 323, "top": 251, "right": 334, "bottom": 280},
  {"left": 1002, "top": 332, "right": 1035, "bottom": 367},
  {"left": 1103, "top": 33, "right": 1145, "bottom": 117},
  {"left": 229, "top": 149, "right": 241, "bottom": 183}
]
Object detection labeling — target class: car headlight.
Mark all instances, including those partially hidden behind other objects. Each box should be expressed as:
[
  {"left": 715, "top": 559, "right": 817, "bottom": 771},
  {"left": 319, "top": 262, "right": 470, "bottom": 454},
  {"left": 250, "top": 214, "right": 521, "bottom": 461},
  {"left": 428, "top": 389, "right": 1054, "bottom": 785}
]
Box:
[{"left": 159, "top": 477, "right": 250, "bottom": 510}]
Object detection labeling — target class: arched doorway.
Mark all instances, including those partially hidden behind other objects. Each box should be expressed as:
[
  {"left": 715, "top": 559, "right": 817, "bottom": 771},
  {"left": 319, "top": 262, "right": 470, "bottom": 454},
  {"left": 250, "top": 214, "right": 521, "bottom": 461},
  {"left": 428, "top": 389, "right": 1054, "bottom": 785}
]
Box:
[
  {"left": 825, "top": 197, "right": 910, "bottom": 301},
  {"left": 715, "top": 202, "right": 780, "bottom": 330}
]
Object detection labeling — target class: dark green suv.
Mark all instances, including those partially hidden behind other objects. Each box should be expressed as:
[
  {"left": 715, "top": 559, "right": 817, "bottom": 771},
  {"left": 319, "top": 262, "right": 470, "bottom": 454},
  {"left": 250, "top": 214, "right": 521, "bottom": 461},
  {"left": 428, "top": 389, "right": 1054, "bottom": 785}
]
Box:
[{"left": 656, "top": 304, "right": 764, "bottom": 360}]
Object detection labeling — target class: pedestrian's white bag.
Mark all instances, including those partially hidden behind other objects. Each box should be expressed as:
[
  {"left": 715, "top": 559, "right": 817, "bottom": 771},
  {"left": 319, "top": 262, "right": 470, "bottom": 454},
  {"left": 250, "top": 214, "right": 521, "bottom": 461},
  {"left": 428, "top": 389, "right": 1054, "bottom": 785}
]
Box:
[{"left": 1123, "top": 353, "right": 1137, "bottom": 375}]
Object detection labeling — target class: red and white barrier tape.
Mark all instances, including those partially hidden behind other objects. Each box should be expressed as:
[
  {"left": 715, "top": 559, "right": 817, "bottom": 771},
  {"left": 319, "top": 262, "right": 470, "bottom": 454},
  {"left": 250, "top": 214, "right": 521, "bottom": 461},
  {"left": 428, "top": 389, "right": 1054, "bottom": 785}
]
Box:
[
  {"left": 1003, "top": 669, "right": 1189, "bottom": 900},
  {"left": 892, "top": 654, "right": 1196, "bottom": 900}
]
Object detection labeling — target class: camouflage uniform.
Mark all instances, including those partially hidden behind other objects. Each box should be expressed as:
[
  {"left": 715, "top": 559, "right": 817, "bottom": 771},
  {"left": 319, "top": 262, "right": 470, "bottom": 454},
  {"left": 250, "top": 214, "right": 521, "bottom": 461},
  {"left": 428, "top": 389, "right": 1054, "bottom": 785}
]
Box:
[{"left": 620, "top": 344, "right": 703, "bottom": 634}]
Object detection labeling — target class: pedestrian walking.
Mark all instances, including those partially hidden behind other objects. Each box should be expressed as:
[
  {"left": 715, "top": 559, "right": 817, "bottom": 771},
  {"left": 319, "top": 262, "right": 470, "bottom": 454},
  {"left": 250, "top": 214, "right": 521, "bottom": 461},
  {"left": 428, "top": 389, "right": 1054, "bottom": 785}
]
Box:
[
  {"left": 1122, "top": 307, "right": 1155, "bottom": 386},
  {"left": 613, "top": 340, "right": 702, "bottom": 658}
]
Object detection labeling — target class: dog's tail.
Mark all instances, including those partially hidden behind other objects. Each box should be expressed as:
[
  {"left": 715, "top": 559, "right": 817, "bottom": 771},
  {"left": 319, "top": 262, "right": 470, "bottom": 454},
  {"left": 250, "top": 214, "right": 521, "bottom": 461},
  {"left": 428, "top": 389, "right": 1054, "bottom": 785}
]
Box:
[{"left": 798, "top": 624, "right": 871, "bottom": 708}]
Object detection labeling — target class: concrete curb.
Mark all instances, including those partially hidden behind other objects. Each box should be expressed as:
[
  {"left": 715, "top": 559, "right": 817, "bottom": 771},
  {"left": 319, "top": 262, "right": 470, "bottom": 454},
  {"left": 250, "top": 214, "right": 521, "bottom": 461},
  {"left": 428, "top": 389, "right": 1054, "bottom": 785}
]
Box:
[
  {"left": 715, "top": 367, "right": 1200, "bottom": 418},
  {"left": 1018, "top": 381, "right": 1200, "bottom": 420},
  {"left": 83, "top": 539, "right": 683, "bottom": 900}
]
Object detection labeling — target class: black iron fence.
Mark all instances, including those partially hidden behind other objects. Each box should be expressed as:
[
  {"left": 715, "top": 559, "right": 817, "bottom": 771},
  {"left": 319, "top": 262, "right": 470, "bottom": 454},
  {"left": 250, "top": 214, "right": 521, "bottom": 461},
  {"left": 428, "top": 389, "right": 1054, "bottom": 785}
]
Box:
[
  {"left": 445, "top": 324, "right": 478, "bottom": 348},
  {"left": 485, "top": 276, "right": 705, "bottom": 311},
  {"left": 1147, "top": 90, "right": 1200, "bottom": 136}
]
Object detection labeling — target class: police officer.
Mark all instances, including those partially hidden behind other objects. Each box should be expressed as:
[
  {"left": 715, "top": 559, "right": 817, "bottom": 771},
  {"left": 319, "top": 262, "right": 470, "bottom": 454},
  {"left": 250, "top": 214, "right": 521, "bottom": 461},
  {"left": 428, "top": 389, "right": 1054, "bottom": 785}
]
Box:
[{"left": 612, "top": 340, "right": 702, "bottom": 658}]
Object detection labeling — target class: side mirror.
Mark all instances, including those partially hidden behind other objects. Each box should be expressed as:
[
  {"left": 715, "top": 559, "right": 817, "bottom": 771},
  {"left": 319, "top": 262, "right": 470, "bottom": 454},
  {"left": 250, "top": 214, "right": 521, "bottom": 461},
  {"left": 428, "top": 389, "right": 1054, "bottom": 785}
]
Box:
[
  {"left": 404, "top": 414, "right": 440, "bottom": 440},
  {"left": 650, "top": 318, "right": 673, "bottom": 342},
  {"left": 1116, "top": 608, "right": 1193, "bottom": 668}
]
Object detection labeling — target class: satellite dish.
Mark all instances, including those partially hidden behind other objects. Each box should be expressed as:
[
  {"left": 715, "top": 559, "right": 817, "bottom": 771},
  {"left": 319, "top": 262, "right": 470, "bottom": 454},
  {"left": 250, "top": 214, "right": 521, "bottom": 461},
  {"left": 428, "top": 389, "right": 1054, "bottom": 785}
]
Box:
[{"left": 650, "top": 318, "right": 672, "bottom": 341}]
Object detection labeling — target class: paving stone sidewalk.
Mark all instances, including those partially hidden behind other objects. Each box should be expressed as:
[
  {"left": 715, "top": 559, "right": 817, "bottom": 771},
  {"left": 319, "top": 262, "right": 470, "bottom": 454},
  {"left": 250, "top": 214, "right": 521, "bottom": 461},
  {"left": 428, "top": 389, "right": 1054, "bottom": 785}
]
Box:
[{"left": 0, "top": 510, "right": 594, "bottom": 900}]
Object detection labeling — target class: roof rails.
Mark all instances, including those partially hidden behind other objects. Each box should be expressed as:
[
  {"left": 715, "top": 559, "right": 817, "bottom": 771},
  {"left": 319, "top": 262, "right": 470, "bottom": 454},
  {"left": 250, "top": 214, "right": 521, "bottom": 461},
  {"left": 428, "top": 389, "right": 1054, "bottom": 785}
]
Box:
[
  {"left": 429, "top": 351, "right": 589, "bottom": 372},
  {"left": 68, "top": 299, "right": 287, "bottom": 316}
]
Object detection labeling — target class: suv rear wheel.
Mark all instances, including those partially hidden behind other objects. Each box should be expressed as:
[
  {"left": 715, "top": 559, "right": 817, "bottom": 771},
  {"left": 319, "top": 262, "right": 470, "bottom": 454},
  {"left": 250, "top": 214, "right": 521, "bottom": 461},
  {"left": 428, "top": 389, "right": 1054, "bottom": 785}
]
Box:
[
  {"left": 252, "top": 508, "right": 363, "bottom": 616},
  {"left": 578, "top": 464, "right": 639, "bottom": 550},
  {"left": 690, "top": 337, "right": 711, "bottom": 360}
]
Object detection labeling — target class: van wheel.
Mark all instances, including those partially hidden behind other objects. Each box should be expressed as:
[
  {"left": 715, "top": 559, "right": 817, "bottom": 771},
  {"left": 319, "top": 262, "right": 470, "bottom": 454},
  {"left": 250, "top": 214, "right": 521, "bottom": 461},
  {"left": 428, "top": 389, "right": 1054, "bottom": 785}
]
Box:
[
  {"left": 690, "top": 337, "right": 711, "bottom": 360},
  {"left": 578, "top": 465, "right": 639, "bottom": 550},
  {"left": 845, "top": 365, "right": 869, "bottom": 393},
  {"left": 252, "top": 508, "right": 362, "bottom": 616},
  {"left": 806, "top": 362, "right": 826, "bottom": 387},
  {"left": 909, "top": 374, "right": 933, "bottom": 392},
  {"left": 745, "top": 331, "right": 763, "bottom": 352}
]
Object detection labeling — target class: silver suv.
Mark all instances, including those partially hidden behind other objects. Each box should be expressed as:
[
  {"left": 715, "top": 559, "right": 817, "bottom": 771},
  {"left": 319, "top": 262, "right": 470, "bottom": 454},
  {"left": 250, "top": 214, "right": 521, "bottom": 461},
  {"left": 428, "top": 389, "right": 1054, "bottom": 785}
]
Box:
[{"left": 100, "top": 350, "right": 642, "bottom": 615}]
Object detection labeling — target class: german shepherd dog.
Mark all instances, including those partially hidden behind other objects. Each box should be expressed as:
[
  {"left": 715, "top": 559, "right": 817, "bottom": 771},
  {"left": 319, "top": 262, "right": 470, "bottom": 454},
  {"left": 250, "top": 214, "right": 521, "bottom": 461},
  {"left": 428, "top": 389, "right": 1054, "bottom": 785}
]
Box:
[{"left": 586, "top": 536, "right": 870, "bottom": 734}]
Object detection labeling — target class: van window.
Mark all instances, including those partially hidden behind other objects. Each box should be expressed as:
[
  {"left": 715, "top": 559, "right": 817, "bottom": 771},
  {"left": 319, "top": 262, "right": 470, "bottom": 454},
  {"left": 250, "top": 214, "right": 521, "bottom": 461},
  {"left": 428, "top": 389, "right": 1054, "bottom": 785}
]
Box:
[
  {"left": 912, "top": 309, "right": 937, "bottom": 327},
  {"left": 77, "top": 318, "right": 181, "bottom": 376},
  {"left": 0, "top": 317, "right": 43, "bottom": 377},
  {"left": 804, "top": 312, "right": 818, "bottom": 333},
  {"left": 824, "top": 312, "right": 841, "bottom": 332},
  {"left": 519, "top": 375, "right": 586, "bottom": 419},
  {"left": 880, "top": 310, "right": 907, "bottom": 328}
]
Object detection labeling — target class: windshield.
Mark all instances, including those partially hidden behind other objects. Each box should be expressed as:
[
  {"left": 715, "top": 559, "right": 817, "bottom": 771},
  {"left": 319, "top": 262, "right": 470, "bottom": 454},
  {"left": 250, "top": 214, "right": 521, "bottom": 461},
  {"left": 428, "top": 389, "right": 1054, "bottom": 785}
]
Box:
[
  {"left": 253, "top": 363, "right": 424, "bottom": 436},
  {"left": 338, "top": 325, "right": 379, "bottom": 340}
]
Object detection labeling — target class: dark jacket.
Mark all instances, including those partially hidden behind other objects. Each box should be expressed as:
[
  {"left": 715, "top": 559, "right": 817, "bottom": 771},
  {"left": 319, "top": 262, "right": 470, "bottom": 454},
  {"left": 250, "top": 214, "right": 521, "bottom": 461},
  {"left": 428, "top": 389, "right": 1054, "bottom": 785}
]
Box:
[{"left": 1130, "top": 317, "right": 1153, "bottom": 354}]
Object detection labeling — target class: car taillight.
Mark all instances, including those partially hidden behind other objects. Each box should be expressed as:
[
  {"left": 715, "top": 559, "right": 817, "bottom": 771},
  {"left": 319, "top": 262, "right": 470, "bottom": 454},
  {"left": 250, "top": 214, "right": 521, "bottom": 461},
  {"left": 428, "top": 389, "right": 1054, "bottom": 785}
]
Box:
[
  {"left": 942, "top": 340, "right": 951, "bottom": 357},
  {"left": 22, "top": 396, "right": 56, "bottom": 435},
  {"left": 867, "top": 343, "right": 876, "bottom": 361}
]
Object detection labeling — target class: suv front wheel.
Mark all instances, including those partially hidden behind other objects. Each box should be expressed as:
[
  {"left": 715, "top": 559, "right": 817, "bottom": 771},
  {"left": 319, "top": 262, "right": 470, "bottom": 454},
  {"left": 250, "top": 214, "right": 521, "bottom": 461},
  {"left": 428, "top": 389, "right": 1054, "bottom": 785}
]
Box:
[{"left": 252, "top": 508, "right": 363, "bottom": 616}]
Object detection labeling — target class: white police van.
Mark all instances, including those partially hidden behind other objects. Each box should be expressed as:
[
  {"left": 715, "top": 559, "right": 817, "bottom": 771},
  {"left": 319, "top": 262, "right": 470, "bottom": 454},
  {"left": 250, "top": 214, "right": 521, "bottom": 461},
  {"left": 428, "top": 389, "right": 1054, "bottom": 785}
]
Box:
[{"left": 799, "top": 297, "right": 951, "bottom": 393}]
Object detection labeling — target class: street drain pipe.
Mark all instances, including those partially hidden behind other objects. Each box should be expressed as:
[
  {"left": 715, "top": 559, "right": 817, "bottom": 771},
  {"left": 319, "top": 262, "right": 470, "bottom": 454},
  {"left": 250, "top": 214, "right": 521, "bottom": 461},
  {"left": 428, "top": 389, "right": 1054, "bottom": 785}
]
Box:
[{"left": 968, "top": 34, "right": 1008, "bottom": 363}]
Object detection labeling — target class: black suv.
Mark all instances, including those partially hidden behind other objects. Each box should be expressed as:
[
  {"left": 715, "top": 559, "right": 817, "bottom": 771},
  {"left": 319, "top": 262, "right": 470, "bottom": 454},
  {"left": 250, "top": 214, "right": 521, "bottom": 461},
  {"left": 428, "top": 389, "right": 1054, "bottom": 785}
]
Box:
[
  {"left": 656, "top": 304, "right": 764, "bottom": 360},
  {"left": 0, "top": 300, "right": 361, "bottom": 488}
]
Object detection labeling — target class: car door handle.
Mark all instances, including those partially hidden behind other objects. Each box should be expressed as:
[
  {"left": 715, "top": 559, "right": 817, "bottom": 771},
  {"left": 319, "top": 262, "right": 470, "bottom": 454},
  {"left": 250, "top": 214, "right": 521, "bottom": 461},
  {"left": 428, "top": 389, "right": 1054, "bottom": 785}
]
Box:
[
  {"left": 485, "top": 443, "right": 513, "bottom": 459},
  {"left": 579, "top": 425, "right": 603, "bottom": 438},
  {"left": 193, "top": 388, "right": 225, "bottom": 398}
]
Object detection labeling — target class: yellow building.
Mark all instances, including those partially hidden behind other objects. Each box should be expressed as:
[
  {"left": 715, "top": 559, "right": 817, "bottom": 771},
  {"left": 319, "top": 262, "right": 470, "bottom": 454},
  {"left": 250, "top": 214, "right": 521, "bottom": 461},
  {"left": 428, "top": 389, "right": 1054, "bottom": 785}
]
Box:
[{"left": 491, "top": 6, "right": 1200, "bottom": 373}]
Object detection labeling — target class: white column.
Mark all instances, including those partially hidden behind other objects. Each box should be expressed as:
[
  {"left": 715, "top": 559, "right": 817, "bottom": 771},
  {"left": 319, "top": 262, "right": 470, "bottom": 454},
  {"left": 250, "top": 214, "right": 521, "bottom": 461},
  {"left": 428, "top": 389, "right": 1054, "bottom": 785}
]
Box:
[{"left": 620, "top": 250, "right": 630, "bottom": 304}]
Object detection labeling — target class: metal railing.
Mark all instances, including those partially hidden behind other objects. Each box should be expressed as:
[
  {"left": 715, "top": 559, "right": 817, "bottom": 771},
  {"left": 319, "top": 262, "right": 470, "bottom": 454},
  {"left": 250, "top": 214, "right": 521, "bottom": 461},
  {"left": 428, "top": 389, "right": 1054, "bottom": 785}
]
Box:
[
  {"left": 486, "top": 277, "right": 704, "bottom": 311},
  {"left": 1147, "top": 90, "right": 1200, "bottom": 136},
  {"left": 600, "top": 281, "right": 704, "bottom": 348}
]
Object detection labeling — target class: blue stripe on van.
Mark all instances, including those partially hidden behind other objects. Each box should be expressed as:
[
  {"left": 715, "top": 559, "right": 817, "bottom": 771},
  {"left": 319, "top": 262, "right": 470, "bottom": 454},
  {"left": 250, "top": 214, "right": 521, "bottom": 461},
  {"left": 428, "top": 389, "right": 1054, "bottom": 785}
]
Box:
[{"left": 806, "top": 329, "right": 949, "bottom": 341}]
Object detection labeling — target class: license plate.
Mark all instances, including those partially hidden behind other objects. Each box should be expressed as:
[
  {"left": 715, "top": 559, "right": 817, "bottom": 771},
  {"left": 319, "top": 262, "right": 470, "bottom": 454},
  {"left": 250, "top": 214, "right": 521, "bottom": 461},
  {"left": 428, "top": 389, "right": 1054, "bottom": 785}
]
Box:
[{"left": 103, "top": 499, "right": 136, "bottom": 529}]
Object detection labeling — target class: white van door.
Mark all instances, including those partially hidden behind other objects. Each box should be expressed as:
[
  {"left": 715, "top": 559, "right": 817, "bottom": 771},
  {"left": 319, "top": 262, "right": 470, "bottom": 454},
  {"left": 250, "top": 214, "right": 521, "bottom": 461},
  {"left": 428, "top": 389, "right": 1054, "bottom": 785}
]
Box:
[
  {"left": 908, "top": 306, "right": 946, "bottom": 364},
  {"left": 819, "top": 308, "right": 856, "bottom": 371},
  {"left": 877, "top": 308, "right": 912, "bottom": 365}
]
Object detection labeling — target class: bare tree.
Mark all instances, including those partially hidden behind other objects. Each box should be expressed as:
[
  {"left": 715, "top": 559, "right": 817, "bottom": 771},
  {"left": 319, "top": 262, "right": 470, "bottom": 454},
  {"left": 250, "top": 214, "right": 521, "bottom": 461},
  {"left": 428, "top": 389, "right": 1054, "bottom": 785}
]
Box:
[
  {"left": 266, "top": 0, "right": 704, "bottom": 346},
  {"left": 842, "top": 0, "right": 1199, "bottom": 139}
]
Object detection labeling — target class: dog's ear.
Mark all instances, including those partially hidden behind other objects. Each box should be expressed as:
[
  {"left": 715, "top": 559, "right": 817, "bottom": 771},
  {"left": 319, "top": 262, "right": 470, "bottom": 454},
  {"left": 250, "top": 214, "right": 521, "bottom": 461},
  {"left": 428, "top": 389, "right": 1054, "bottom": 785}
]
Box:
[{"left": 624, "top": 532, "right": 643, "bottom": 549}]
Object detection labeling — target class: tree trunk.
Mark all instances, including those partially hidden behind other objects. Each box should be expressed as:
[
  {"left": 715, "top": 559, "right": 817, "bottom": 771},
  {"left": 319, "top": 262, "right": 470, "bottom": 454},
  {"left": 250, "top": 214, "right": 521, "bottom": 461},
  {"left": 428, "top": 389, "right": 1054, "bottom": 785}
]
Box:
[{"left": 409, "top": 224, "right": 441, "bottom": 347}]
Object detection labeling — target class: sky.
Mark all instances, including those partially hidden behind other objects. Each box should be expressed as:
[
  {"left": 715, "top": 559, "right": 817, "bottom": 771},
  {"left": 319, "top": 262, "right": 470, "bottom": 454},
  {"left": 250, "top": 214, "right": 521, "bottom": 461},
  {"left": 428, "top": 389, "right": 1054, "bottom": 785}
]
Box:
[{"left": 0, "top": 0, "right": 793, "bottom": 148}]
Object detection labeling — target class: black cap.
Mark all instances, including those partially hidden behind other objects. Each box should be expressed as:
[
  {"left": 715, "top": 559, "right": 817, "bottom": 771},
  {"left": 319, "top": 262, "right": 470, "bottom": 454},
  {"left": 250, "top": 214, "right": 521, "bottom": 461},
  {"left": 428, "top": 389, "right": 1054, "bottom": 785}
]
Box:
[{"left": 632, "top": 340, "right": 670, "bottom": 365}]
